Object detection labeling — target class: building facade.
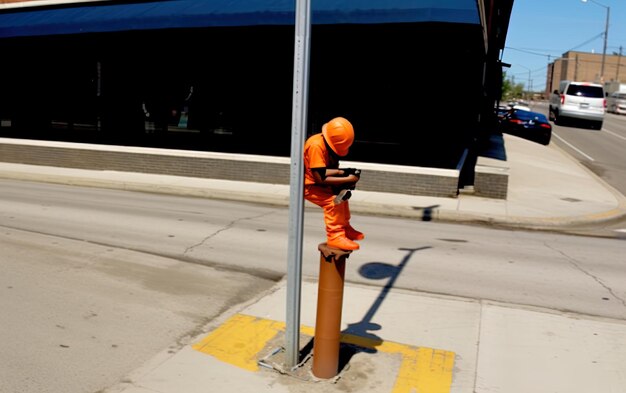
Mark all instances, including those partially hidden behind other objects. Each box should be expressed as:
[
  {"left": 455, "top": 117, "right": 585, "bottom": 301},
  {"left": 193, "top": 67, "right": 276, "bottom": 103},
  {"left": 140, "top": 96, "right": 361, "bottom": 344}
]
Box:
[
  {"left": 547, "top": 50, "right": 625, "bottom": 95},
  {"left": 0, "top": 0, "right": 514, "bottom": 183}
]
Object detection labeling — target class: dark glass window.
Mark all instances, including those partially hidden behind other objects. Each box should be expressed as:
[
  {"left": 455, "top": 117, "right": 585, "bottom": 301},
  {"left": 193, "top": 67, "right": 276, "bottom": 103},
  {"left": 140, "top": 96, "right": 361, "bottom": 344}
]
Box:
[
  {"left": 514, "top": 110, "right": 547, "bottom": 122},
  {"left": 566, "top": 85, "right": 604, "bottom": 98}
]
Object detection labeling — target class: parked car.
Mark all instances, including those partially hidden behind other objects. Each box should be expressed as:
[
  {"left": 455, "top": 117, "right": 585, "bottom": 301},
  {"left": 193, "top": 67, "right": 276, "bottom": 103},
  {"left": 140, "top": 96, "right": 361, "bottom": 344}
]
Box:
[
  {"left": 495, "top": 105, "right": 510, "bottom": 120},
  {"left": 549, "top": 80, "right": 605, "bottom": 129},
  {"left": 507, "top": 100, "right": 531, "bottom": 111},
  {"left": 500, "top": 109, "right": 552, "bottom": 145},
  {"left": 607, "top": 92, "right": 626, "bottom": 115}
]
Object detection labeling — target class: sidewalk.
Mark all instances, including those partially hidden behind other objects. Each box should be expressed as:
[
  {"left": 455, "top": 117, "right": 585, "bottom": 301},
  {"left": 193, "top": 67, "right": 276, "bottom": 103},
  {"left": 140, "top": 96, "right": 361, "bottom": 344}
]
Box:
[{"left": 2, "top": 134, "right": 626, "bottom": 393}]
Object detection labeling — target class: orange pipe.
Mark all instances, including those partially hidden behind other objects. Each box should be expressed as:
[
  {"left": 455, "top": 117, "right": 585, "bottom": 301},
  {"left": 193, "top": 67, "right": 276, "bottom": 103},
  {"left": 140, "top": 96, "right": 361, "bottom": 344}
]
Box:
[{"left": 312, "top": 243, "right": 351, "bottom": 379}]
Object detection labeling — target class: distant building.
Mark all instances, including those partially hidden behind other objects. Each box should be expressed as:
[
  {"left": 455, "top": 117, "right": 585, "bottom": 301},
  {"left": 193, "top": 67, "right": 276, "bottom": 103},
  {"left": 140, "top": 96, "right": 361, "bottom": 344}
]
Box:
[{"left": 547, "top": 50, "right": 625, "bottom": 95}]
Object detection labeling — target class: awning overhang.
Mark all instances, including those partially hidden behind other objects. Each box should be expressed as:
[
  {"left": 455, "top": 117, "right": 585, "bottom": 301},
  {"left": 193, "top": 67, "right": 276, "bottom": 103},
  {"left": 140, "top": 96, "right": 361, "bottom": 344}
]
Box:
[{"left": 0, "top": 0, "right": 481, "bottom": 39}]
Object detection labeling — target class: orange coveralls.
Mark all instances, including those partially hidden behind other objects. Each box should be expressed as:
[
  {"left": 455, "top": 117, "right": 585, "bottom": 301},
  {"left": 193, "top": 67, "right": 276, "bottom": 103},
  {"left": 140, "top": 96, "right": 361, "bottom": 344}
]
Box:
[{"left": 303, "top": 133, "right": 352, "bottom": 242}]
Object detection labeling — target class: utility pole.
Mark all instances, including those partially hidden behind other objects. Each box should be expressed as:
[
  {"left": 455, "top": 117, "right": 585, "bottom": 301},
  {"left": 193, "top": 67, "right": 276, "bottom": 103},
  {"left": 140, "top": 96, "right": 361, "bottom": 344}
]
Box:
[
  {"left": 517, "top": 65, "right": 531, "bottom": 101},
  {"left": 602, "top": 5, "right": 610, "bottom": 81},
  {"left": 582, "top": 0, "right": 610, "bottom": 82},
  {"left": 617, "top": 46, "right": 623, "bottom": 81}
]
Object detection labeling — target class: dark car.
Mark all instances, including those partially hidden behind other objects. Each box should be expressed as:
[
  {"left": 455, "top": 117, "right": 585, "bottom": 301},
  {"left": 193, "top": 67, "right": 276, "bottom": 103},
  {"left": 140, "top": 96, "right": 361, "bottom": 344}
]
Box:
[
  {"left": 500, "top": 109, "right": 552, "bottom": 145},
  {"left": 495, "top": 105, "right": 510, "bottom": 120}
]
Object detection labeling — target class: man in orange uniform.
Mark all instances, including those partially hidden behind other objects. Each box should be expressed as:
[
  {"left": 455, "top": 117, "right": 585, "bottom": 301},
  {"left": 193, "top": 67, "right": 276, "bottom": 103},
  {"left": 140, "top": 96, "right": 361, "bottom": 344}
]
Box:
[{"left": 304, "top": 117, "right": 364, "bottom": 251}]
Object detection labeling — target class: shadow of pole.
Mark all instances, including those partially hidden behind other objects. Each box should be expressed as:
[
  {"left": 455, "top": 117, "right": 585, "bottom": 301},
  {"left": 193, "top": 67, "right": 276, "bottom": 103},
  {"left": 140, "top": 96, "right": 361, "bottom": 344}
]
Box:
[{"left": 336, "top": 246, "right": 431, "bottom": 369}]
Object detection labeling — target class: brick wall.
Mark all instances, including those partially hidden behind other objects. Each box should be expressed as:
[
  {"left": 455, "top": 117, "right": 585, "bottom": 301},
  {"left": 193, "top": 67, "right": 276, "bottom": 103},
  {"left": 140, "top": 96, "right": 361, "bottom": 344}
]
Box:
[
  {"left": 0, "top": 139, "right": 508, "bottom": 199},
  {"left": 475, "top": 157, "right": 509, "bottom": 199}
]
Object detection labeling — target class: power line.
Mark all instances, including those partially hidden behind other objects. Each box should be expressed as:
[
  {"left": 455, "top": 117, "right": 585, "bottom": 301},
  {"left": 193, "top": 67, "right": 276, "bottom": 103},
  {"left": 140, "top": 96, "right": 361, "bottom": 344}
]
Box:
[
  {"left": 506, "top": 32, "right": 614, "bottom": 61},
  {"left": 504, "top": 46, "right": 557, "bottom": 58},
  {"left": 509, "top": 66, "right": 547, "bottom": 78},
  {"left": 567, "top": 32, "right": 604, "bottom": 52}
]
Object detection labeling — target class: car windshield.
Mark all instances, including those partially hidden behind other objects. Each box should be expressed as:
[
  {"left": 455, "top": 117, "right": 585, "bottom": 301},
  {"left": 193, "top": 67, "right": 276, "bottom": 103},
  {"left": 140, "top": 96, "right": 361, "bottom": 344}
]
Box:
[
  {"left": 566, "top": 85, "right": 604, "bottom": 98},
  {"left": 616, "top": 93, "right": 626, "bottom": 100}
]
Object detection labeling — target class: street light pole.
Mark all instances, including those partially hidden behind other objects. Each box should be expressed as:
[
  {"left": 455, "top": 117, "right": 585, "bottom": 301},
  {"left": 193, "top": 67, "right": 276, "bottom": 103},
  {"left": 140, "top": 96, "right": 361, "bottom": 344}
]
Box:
[{"left": 582, "top": 0, "right": 610, "bottom": 82}]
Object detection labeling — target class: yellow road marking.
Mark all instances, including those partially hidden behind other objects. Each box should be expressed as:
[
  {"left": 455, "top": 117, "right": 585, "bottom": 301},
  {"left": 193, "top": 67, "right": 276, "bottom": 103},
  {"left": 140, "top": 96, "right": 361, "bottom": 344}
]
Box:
[
  {"left": 393, "top": 348, "right": 455, "bottom": 393},
  {"left": 193, "top": 313, "right": 455, "bottom": 393},
  {"left": 192, "top": 314, "right": 285, "bottom": 371}
]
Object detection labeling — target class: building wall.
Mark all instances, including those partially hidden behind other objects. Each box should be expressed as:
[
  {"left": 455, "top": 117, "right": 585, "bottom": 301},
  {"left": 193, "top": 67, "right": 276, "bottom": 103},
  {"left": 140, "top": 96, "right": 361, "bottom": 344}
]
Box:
[
  {"left": 547, "top": 50, "right": 625, "bottom": 94},
  {"left": 0, "top": 22, "right": 487, "bottom": 170},
  {"left": 0, "top": 0, "right": 513, "bottom": 197}
]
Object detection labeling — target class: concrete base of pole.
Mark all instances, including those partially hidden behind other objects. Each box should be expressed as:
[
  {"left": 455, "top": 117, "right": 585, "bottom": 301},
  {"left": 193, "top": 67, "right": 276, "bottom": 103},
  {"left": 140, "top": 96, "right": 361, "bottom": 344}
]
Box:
[{"left": 312, "top": 243, "right": 352, "bottom": 379}]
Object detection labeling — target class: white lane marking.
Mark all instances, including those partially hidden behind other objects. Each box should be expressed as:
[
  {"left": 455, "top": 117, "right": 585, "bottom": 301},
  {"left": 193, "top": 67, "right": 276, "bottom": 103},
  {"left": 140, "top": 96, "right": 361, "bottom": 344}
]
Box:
[
  {"left": 603, "top": 128, "right": 626, "bottom": 141},
  {"left": 552, "top": 132, "right": 596, "bottom": 161}
]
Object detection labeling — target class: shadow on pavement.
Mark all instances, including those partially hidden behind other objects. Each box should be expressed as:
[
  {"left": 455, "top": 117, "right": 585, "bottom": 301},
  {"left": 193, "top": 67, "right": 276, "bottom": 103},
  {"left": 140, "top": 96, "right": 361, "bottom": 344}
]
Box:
[{"left": 334, "top": 246, "right": 432, "bottom": 370}]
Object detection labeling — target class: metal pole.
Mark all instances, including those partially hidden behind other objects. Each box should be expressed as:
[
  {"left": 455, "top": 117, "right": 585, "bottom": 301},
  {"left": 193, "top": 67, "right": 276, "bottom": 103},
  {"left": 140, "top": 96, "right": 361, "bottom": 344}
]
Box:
[
  {"left": 616, "top": 46, "right": 622, "bottom": 81},
  {"left": 516, "top": 64, "right": 531, "bottom": 100},
  {"left": 312, "top": 244, "right": 351, "bottom": 379},
  {"left": 601, "top": 5, "right": 609, "bottom": 81},
  {"left": 285, "top": 0, "right": 311, "bottom": 368},
  {"left": 582, "top": 0, "right": 609, "bottom": 82}
]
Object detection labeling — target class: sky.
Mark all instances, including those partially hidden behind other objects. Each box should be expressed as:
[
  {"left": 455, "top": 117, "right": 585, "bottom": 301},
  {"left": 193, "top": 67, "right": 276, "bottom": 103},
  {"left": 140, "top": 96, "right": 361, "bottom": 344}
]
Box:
[{"left": 501, "top": 0, "right": 626, "bottom": 92}]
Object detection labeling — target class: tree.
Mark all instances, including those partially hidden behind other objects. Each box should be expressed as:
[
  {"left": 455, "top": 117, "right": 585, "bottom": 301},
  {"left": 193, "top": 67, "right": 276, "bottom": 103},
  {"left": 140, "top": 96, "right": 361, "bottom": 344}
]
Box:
[{"left": 501, "top": 72, "right": 525, "bottom": 100}]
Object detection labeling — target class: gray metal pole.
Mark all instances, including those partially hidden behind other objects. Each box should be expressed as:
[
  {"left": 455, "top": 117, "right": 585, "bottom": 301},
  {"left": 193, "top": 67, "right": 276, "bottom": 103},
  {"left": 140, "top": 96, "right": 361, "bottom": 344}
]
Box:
[
  {"left": 583, "top": 0, "right": 610, "bottom": 81},
  {"left": 616, "top": 46, "right": 622, "bottom": 81},
  {"left": 601, "top": 6, "right": 609, "bottom": 81},
  {"left": 285, "top": 0, "right": 311, "bottom": 368}
]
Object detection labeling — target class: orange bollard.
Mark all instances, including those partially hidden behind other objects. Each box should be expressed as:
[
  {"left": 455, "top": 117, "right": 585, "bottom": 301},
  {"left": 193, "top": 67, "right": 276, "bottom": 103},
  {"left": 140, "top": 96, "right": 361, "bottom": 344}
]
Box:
[{"left": 312, "top": 243, "right": 352, "bottom": 379}]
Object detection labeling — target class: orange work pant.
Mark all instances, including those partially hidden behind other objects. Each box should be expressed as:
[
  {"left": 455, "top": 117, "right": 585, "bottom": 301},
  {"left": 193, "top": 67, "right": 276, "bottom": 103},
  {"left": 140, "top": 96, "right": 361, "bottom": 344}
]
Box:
[{"left": 304, "top": 185, "right": 351, "bottom": 241}]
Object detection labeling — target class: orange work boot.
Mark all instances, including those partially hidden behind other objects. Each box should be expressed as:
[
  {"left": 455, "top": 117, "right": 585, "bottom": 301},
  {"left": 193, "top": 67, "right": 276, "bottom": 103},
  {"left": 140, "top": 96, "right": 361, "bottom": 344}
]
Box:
[
  {"left": 345, "top": 226, "right": 365, "bottom": 241},
  {"left": 327, "top": 236, "right": 360, "bottom": 251}
]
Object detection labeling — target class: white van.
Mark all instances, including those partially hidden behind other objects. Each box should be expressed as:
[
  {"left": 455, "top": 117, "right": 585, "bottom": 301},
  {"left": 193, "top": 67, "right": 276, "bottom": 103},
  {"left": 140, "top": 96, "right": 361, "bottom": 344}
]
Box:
[{"left": 549, "top": 81, "right": 605, "bottom": 129}]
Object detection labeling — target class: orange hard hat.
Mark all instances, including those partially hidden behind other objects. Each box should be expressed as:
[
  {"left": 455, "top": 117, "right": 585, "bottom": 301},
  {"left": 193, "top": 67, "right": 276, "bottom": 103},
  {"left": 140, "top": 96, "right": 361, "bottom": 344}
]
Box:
[{"left": 322, "top": 117, "right": 354, "bottom": 157}]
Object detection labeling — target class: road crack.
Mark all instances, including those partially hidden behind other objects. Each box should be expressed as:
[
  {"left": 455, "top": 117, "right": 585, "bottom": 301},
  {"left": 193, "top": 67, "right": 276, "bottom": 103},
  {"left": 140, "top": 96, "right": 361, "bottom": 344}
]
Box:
[
  {"left": 183, "top": 210, "right": 276, "bottom": 255},
  {"left": 545, "top": 242, "right": 626, "bottom": 308}
]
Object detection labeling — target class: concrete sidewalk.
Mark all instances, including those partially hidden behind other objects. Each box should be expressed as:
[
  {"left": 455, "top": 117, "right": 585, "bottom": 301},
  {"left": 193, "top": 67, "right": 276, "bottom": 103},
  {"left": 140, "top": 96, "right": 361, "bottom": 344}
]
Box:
[
  {"left": 2, "top": 134, "right": 626, "bottom": 393},
  {"left": 104, "top": 279, "right": 626, "bottom": 393}
]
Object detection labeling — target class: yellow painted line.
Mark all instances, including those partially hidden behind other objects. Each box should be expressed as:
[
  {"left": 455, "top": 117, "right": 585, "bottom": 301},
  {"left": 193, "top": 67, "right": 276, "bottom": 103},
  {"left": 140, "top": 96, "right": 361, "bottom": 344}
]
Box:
[
  {"left": 193, "top": 313, "right": 455, "bottom": 393},
  {"left": 392, "top": 347, "right": 455, "bottom": 393},
  {"left": 192, "top": 314, "right": 285, "bottom": 371},
  {"left": 340, "top": 332, "right": 455, "bottom": 393}
]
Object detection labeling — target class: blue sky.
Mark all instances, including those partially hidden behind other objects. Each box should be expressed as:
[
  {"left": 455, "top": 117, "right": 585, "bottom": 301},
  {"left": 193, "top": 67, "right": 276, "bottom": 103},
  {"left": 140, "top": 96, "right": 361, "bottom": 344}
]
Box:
[{"left": 502, "top": 0, "right": 626, "bottom": 92}]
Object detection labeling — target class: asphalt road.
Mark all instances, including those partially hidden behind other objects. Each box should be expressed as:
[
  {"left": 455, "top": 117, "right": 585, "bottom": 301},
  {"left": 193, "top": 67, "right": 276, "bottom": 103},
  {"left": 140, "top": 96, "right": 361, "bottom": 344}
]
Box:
[
  {"left": 532, "top": 101, "right": 626, "bottom": 196},
  {"left": 525, "top": 101, "right": 626, "bottom": 236},
  {"left": 1, "top": 169, "right": 626, "bottom": 392},
  {"left": 0, "top": 225, "right": 277, "bottom": 393},
  {"left": 2, "top": 179, "right": 625, "bottom": 317}
]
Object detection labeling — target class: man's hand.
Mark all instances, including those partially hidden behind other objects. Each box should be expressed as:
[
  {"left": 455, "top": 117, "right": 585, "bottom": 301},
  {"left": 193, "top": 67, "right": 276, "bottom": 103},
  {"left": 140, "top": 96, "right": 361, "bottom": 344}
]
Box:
[{"left": 341, "top": 168, "right": 361, "bottom": 178}]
